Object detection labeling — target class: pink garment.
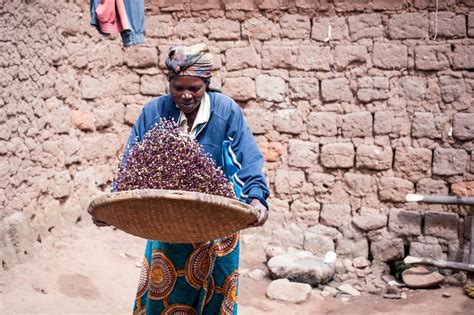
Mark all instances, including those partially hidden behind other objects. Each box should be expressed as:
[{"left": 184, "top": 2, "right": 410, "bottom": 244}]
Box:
[{"left": 95, "top": 0, "right": 130, "bottom": 34}]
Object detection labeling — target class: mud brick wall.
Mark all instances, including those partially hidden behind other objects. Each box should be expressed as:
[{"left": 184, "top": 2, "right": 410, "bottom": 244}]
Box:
[{"left": 1, "top": 0, "right": 473, "bottom": 270}]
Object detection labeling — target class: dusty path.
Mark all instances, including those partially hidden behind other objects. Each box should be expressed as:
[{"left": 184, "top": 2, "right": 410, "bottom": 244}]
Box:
[{"left": 1, "top": 221, "right": 473, "bottom": 315}]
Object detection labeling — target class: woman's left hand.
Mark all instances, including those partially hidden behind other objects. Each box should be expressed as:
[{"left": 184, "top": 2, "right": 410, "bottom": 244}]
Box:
[{"left": 249, "top": 199, "right": 269, "bottom": 227}]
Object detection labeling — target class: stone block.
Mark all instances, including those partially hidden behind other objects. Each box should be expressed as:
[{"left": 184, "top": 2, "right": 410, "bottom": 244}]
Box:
[
  {"left": 190, "top": 0, "right": 221, "bottom": 10},
  {"left": 348, "top": 14, "right": 383, "bottom": 40},
  {"left": 274, "top": 169, "right": 305, "bottom": 194},
  {"left": 336, "top": 238, "right": 369, "bottom": 259},
  {"left": 71, "top": 110, "right": 94, "bottom": 131},
  {"left": 312, "top": 16, "right": 348, "bottom": 42},
  {"left": 63, "top": 138, "right": 83, "bottom": 165},
  {"left": 320, "top": 204, "right": 351, "bottom": 228},
  {"left": 374, "top": 112, "right": 410, "bottom": 137},
  {"left": 296, "top": 45, "right": 331, "bottom": 71},
  {"left": 223, "top": 0, "right": 256, "bottom": 10},
  {"left": 288, "top": 139, "right": 319, "bottom": 168},
  {"left": 244, "top": 109, "right": 273, "bottom": 134},
  {"left": 352, "top": 207, "right": 387, "bottom": 231},
  {"left": 175, "top": 18, "right": 209, "bottom": 38},
  {"left": 410, "top": 243, "right": 444, "bottom": 260},
  {"left": 451, "top": 181, "right": 474, "bottom": 197},
  {"left": 432, "top": 148, "right": 469, "bottom": 176},
  {"left": 321, "top": 77, "right": 352, "bottom": 102},
  {"left": 453, "top": 45, "right": 474, "bottom": 69},
  {"left": 424, "top": 211, "right": 459, "bottom": 241},
  {"left": 388, "top": 208, "right": 422, "bottom": 236},
  {"left": 373, "top": 43, "right": 408, "bottom": 70},
  {"left": 304, "top": 232, "right": 335, "bottom": 258},
  {"left": 273, "top": 109, "right": 304, "bottom": 134},
  {"left": 356, "top": 145, "right": 393, "bottom": 170},
  {"left": 259, "top": 142, "right": 284, "bottom": 162},
  {"left": 343, "top": 173, "right": 372, "bottom": 197},
  {"left": 394, "top": 147, "right": 432, "bottom": 181},
  {"left": 280, "top": 14, "right": 311, "bottom": 39},
  {"left": 371, "top": 0, "right": 407, "bottom": 10},
  {"left": 223, "top": 77, "right": 256, "bottom": 101},
  {"left": 124, "top": 105, "right": 142, "bottom": 126},
  {"left": 429, "top": 12, "right": 466, "bottom": 38},
  {"left": 49, "top": 170, "right": 72, "bottom": 199},
  {"left": 416, "top": 178, "right": 449, "bottom": 196},
  {"left": 334, "top": 45, "right": 367, "bottom": 68},
  {"left": 400, "top": 76, "right": 427, "bottom": 101},
  {"left": 357, "top": 76, "right": 389, "bottom": 103},
  {"left": 388, "top": 13, "right": 429, "bottom": 39},
  {"left": 308, "top": 172, "right": 336, "bottom": 194},
  {"left": 320, "top": 143, "right": 355, "bottom": 169},
  {"left": 81, "top": 75, "right": 103, "bottom": 100},
  {"left": 207, "top": 18, "right": 240, "bottom": 40},
  {"left": 256, "top": 75, "right": 286, "bottom": 102},
  {"left": 307, "top": 112, "right": 337, "bottom": 136},
  {"left": 453, "top": 113, "right": 474, "bottom": 140},
  {"left": 378, "top": 177, "right": 414, "bottom": 202},
  {"left": 146, "top": 15, "right": 175, "bottom": 38},
  {"left": 261, "top": 45, "right": 294, "bottom": 69},
  {"left": 342, "top": 112, "right": 373, "bottom": 137},
  {"left": 124, "top": 47, "right": 158, "bottom": 68},
  {"left": 266, "top": 279, "right": 312, "bottom": 303},
  {"left": 268, "top": 198, "right": 290, "bottom": 213},
  {"left": 439, "top": 75, "right": 466, "bottom": 103},
  {"left": 256, "top": 0, "right": 291, "bottom": 10},
  {"left": 242, "top": 17, "right": 279, "bottom": 41},
  {"left": 370, "top": 237, "right": 404, "bottom": 262},
  {"left": 469, "top": 12, "right": 474, "bottom": 37},
  {"left": 291, "top": 200, "right": 321, "bottom": 226},
  {"left": 225, "top": 46, "right": 260, "bottom": 71},
  {"left": 288, "top": 77, "right": 319, "bottom": 100},
  {"left": 414, "top": 45, "right": 451, "bottom": 70},
  {"left": 140, "top": 74, "right": 168, "bottom": 96},
  {"left": 412, "top": 112, "right": 441, "bottom": 139}
]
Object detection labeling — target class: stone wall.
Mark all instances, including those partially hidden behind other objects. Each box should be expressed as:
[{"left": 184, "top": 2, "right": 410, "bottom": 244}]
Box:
[{"left": 1, "top": 0, "right": 473, "bottom": 270}]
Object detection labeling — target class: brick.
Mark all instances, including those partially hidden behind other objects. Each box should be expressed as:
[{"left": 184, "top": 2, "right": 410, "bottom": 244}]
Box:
[
  {"left": 124, "top": 105, "right": 142, "bottom": 125},
  {"left": 469, "top": 12, "right": 474, "bottom": 37},
  {"left": 296, "top": 45, "right": 331, "bottom": 71},
  {"left": 288, "top": 139, "right": 319, "bottom": 168},
  {"left": 274, "top": 169, "right": 305, "bottom": 194},
  {"left": 453, "top": 45, "right": 474, "bottom": 69},
  {"left": 71, "top": 110, "right": 94, "bottom": 131},
  {"left": 348, "top": 14, "right": 383, "bottom": 40},
  {"left": 223, "top": 77, "right": 256, "bottom": 101},
  {"left": 411, "top": 112, "right": 441, "bottom": 139},
  {"left": 245, "top": 109, "right": 272, "bottom": 135},
  {"left": 452, "top": 181, "right": 474, "bottom": 197},
  {"left": 308, "top": 172, "right": 336, "bottom": 193},
  {"left": 259, "top": 142, "right": 284, "bottom": 162},
  {"left": 140, "top": 74, "right": 168, "bottom": 96},
  {"left": 432, "top": 148, "right": 469, "bottom": 176},
  {"left": 304, "top": 233, "right": 334, "bottom": 257},
  {"left": 280, "top": 14, "right": 311, "bottom": 39},
  {"left": 261, "top": 45, "right": 294, "bottom": 69},
  {"left": 124, "top": 47, "right": 158, "bottom": 68},
  {"left": 334, "top": 0, "right": 368, "bottom": 12},
  {"left": 373, "top": 43, "right": 407, "bottom": 70},
  {"left": 453, "top": 113, "right": 474, "bottom": 140},
  {"left": 288, "top": 77, "right": 319, "bottom": 100},
  {"left": 334, "top": 45, "right": 367, "bottom": 69},
  {"left": 394, "top": 147, "right": 432, "bottom": 181},
  {"left": 416, "top": 178, "right": 449, "bottom": 196},
  {"left": 337, "top": 238, "right": 369, "bottom": 259},
  {"left": 410, "top": 243, "right": 444, "bottom": 260},
  {"left": 429, "top": 12, "right": 466, "bottom": 38},
  {"left": 207, "top": 18, "right": 240, "bottom": 40},
  {"left": 370, "top": 236, "right": 404, "bottom": 262},
  {"left": 388, "top": 208, "right": 422, "bottom": 236},
  {"left": 400, "top": 76, "right": 427, "bottom": 101},
  {"left": 356, "top": 145, "right": 393, "bottom": 170},
  {"left": 413, "top": 0, "right": 455, "bottom": 9},
  {"left": 292, "top": 201, "right": 321, "bottom": 226},
  {"left": 273, "top": 109, "right": 304, "bottom": 134},
  {"left": 371, "top": 0, "right": 407, "bottom": 10},
  {"left": 342, "top": 112, "right": 373, "bottom": 138},
  {"left": 321, "top": 77, "right": 352, "bottom": 102},
  {"left": 343, "top": 173, "right": 372, "bottom": 197},
  {"left": 425, "top": 211, "right": 459, "bottom": 241},
  {"left": 378, "top": 177, "right": 414, "bottom": 202},
  {"left": 176, "top": 18, "right": 210, "bottom": 38},
  {"left": 374, "top": 112, "right": 410, "bottom": 137},
  {"left": 414, "top": 45, "right": 451, "bottom": 70},
  {"left": 256, "top": 75, "right": 286, "bottom": 102},
  {"left": 357, "top": 76, "right": 389, "bottom": 103},
  {"left": 353, "top": 207, "right": 387, "bottom": 231},
  {"left": 190, "top": 0, "right": 220, "bottom": 10},
  {"left": 321, "top": 143, "right": 355, "bottom": 169},
  {"left": 388, "top": 13, "right": 428, "bottom": 39},
  {"left": 81, "top": 75, "right": 103, "bottom": 99},
  {"left": 146, "top": 15, "right": 175, "bottom": 38},
  {"left": 307, "top": 112, "right": 337, "bottom": 136},
  {"left": 295, "top": 0, "right": 329, "bottom": 10},
  {"left": 320, "top": 204, "right": 351, "bottom": 228},
  {"left": 223, "top": 0, "right": 256, "bottom": 10},
  {"left": 311, "top": 16, "right": 348, "bottom": 42},
  {"left": 256, "top": 0, "right": 290, "bottom": 10},
  {"left": 242, "top": 17, "right": 279, "bottom": 41},
  {"left": 439, "top": 75, "right": 466, "bottom": 103},
  {"left": 225, "top": 46, "right": 260, "bottom": 71}
]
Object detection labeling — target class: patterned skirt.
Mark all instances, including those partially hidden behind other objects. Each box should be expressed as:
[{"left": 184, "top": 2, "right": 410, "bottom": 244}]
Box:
[{"left": 133, "top": 233, "right": 240, "bottom": 315}]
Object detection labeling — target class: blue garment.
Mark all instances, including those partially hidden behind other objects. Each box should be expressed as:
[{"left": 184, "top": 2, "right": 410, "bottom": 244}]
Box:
[
  {"left": 90, "top": 0, "right": 145, "bottom": 47},
  {"left": 118, "top": 92, "right": 269, "bottom": 314}
]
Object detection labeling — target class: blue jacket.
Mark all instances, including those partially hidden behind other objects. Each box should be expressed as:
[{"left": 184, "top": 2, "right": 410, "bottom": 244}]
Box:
[{"left": 120, "top": 92, "right": 270, "bottom": 208}]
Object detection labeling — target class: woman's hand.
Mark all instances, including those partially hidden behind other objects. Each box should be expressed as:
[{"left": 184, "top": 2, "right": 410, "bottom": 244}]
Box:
[
  {"left": 249, "top": 199, "right": 269, "bottom": 227},
  {"left": 92, "top": 217, "right": 110, "bottom": 227}
]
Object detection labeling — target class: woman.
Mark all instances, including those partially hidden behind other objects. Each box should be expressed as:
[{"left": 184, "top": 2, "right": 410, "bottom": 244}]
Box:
[{"left": 100, "top": 44, "right": 270, "bottom": 314}]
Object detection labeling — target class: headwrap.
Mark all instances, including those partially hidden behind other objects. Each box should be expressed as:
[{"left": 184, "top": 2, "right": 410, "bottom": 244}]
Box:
[{"left": 165, "top": 44, "right": 213, "bottom": 80}]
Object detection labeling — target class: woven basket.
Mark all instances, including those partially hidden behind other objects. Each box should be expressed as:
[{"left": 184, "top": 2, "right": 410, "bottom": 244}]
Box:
[{"left": 87, "top": 189, "right": 259, "bottom": 243}]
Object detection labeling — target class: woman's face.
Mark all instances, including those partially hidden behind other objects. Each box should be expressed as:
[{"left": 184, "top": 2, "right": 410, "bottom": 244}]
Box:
[{"left": 169, "top": 76, "right": 207, "bottom": 114}]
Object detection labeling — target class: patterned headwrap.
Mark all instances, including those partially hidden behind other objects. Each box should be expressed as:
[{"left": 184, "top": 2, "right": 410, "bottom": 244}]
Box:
[{"left": 165, "top": 44, "right": 213, "bottom": 80}]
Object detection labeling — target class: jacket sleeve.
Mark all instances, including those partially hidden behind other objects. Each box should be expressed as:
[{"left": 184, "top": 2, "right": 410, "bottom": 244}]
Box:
[{"left": 223, "top": 106, "right": 270, "bottom": 208}]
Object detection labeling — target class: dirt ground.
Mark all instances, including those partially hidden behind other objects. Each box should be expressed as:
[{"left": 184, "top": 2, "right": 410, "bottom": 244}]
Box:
[{"left": 1, "top": 221, "right": 473, "bottom": 315}]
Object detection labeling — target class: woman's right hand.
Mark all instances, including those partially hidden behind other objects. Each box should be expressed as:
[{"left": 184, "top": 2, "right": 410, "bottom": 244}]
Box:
[{"left": 92, "top": 217, "right": 110, "bottom": 227}]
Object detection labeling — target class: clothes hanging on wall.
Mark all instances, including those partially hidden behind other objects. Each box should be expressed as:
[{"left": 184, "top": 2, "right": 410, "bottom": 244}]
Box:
[{"left": 90, "top": 0, "right": 145, "bottom": 47}]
